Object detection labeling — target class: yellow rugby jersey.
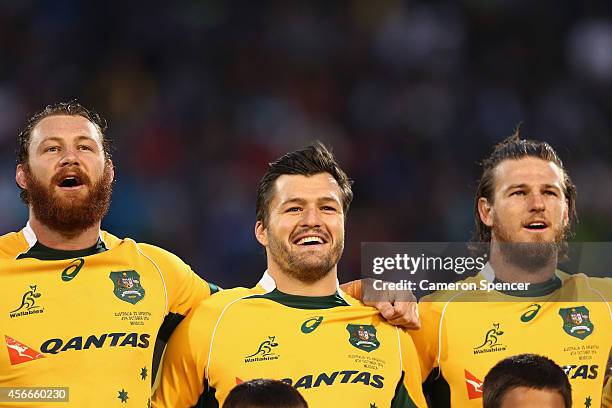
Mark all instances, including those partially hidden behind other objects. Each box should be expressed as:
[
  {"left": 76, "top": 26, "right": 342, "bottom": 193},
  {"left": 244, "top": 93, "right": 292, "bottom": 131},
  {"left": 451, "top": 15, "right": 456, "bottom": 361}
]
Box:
[
  {"left": 0, "top": 224, "right": 213, "bottom": 407},
  {"left": 411, "top": 265, "right": 611, "bottom": 408},
  {"left": 153, "top": 272, "right": 427, "bottom": 408}
]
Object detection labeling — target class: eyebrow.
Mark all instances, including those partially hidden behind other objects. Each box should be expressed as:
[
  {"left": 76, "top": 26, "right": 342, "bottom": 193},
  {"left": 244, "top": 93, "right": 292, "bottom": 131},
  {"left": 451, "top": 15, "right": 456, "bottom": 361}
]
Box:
[
  {"left": 40, "top": 135, "right": 98, "bottom": 143},
  {"left": 280, "top": 196, "right": 341, "bottom": 206},
  {"left": 504, "top": 183, "right": 562, "bottom": 191}
]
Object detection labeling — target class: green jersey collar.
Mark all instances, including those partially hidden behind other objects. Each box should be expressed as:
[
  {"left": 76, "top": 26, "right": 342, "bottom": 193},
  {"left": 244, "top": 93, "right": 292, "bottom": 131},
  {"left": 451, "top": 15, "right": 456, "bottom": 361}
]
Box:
[
  {"left": 249, "top": 288, "right": 350, "bottom": 309},
  {"left": 17, "top": 223, "right": 107, "bottom": 260},
  {"left": 17, "top": 239, "right": 108, "bottom": 260},
  {"left": 253, "top": 271, "right": 350, "bottom": 309},
  {"left": 481, "top": 262, "right": 563, "bottom": 297}
]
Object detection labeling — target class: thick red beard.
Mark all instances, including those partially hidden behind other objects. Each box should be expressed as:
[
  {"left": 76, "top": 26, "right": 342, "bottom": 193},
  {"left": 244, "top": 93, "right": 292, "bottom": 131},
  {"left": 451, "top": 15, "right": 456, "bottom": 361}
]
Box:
[{"left": 24, "top": 164, "right": 113, "bottom": 238}]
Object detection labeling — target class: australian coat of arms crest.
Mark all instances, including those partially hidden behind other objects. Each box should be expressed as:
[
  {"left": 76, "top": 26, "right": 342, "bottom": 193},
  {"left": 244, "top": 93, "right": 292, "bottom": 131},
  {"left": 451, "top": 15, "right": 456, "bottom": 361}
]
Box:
[
  {"left": 346, "top": 324, "right": 380, "bottom": 352},
  {"left": 558, "top": 306, "right": 594, "bottom": 340},
  {"left": 109, "top": 270, "right": 145, "bottom": 305}
]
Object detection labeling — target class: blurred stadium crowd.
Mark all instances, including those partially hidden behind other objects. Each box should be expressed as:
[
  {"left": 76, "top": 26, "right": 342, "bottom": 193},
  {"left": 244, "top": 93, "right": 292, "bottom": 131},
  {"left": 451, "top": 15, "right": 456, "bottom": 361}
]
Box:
[{"left": 0, "top": 1, "right": 611, "bottom": 287}]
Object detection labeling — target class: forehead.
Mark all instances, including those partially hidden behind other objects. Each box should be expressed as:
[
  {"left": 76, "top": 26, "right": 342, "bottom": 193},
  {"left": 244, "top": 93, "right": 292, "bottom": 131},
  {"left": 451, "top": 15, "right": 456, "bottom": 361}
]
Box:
[
  {"left": 271, "top": 173, "right": 342, "bottom": 204},
  {"left": 493, "top": 157, "right": 565, "bottom": 190},
  {"left": 501, "top": 386, "right": 565, "bottom": 408},
  {"left": 29, "top": 115, "right": 102, "bottom": 148}
]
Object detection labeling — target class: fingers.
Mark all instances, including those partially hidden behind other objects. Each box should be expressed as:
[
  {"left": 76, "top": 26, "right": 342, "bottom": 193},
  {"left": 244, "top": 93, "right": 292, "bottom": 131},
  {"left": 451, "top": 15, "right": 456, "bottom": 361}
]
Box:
[
  {"left": 370, "top": 301, "right": 421, "bottom": 329},
  {"left": 387, "top": 303, "right": 421, "bottom": 330},
  {"left": 387, "top": 302, "right": 421, "bottom": 329}
]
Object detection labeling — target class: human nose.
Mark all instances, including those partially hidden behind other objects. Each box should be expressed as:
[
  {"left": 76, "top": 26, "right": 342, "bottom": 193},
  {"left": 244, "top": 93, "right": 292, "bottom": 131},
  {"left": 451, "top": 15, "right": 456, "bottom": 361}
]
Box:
[
  {"left": 59, "top": 147, "right": 80, "bottom": 167},
  {"left": 528, "top": 192, "right": 545, "bottom": 212},
  {"left": 300, "top": 206, "right": 322, "bottom": 227}
]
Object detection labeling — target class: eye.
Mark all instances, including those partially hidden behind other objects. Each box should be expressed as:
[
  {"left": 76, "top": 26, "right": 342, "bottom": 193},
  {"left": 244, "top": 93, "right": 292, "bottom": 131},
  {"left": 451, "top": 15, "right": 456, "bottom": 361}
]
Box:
[
  {"left": 78, "top": 145, "right": 94, "bottom": 151},
  {"left": 45, "top": 146, "right": 60, "bottom": 153},
  {"left": 543, "top": 190, "right": 558, "bottom": 197},
  {"left": 510, "top": 190, "right": 526, "bottom": 196},
  {"left": 286, "top": 207, "right": 302, "bottom": 213},
  {"left": 321, "top": 206, "right": 337, "bottom": 212}
]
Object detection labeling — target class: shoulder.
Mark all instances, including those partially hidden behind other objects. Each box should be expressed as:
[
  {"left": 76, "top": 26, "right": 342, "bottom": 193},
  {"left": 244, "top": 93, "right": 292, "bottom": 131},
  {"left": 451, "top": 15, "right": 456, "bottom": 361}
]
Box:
[
  {"left": 99, "top": 230, "right": 125, "bottom": 249},
  {"left": 185, "top": 287, "right": 258, "bottom": 330},
  {"left": 127, "top": 240, "right": 190, "bottom": 268},
  {"left": 0, "top": 230, "right": 29, "bottom": 259},
  {"left": 338, "top": 290, "right": 365, "bottom": 307},
  {"left": 100, "top": 231, "right": 183, "bottom": 262},
  {"left": 560, "top": 272, "right": 612, "bottom": 301}
]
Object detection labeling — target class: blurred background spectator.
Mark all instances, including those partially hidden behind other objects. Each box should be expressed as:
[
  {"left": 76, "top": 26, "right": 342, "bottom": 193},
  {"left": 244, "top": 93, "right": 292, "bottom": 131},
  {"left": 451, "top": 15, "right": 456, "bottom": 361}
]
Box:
[{"left": 1, "top": 0, "right": 610, "bottom": 287}]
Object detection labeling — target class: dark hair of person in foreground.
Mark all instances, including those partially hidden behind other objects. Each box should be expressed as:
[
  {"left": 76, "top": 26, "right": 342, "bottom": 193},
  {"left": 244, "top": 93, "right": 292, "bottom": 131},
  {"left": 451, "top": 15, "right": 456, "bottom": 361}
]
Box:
[
  {"left": 483, "top": 353, "right": 572, "bottom": 408},
  {"left": 222, "top": 379, "right": 308, "bottom": 408}
]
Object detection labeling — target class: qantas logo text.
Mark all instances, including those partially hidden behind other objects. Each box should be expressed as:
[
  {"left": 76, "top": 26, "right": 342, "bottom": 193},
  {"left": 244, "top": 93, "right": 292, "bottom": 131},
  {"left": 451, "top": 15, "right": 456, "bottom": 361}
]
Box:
[
  {"left": 40, "top": 332, "right": 150, "bottom": 354},
  {"left": 561, "top": 364, "right": 598, "bottom": 380},
  {"left": 280, "top": 370, "right": 384, "bottom": 389}
]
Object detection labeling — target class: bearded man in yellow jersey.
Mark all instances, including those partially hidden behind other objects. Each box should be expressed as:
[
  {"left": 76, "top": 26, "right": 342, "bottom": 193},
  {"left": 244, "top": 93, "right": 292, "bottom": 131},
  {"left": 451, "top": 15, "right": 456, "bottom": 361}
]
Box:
[
  {"left": 0, "top": 102, "right": 218, "bottom": 407},
  {"left": 0, "top": 103, "right": 418, "bottom": 407},
  {"left": 153, "top": 144, "right": 427, "bottom": 408},
  {"left": 411, "top": 132, "right": 611, "bottom": 408}
]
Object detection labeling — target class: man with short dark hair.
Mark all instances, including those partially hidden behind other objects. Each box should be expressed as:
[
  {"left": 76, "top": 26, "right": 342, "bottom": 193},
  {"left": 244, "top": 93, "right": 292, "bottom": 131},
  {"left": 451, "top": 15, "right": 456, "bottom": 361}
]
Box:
[
  {"left": 483, "top": 354, "right": 571, "bottom": 408},
  {"left": 1, "top": 103, "right": 420, "bottom": 407},
  {"left": 223, "top": 379, "right": 308, "bottom": 408},
  {"left": 0, "top": 102, "right": 219, "bottom": 407},
  {"left": 411, "top": 131, "right": 611, "bottom": 407},
  {"left": 153, "top": 143, "right": 427, "bottom": 407}
]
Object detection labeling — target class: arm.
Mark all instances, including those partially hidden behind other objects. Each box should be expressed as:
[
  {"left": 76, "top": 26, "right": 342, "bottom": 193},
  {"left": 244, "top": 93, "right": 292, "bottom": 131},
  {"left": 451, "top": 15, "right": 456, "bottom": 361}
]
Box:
[
  {"left": 139, "top": 244, "right": 217, "bottom": 383},
  {"left": 152, "top": 304, "right": 210, "bottom": 408},
  {"left": 340, "top": 279, "right": 420, "bottom": 329},
  {"left": 397, "top": 329, "right": 428, "bottom": 407},
  {"left": 408, "top": 301, "right": 441, "bottom": 380}
]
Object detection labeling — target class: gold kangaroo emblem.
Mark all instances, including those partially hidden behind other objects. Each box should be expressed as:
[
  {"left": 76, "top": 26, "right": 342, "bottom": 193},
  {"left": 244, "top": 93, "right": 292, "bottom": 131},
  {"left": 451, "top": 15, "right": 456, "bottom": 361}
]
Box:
[
  {"left": 246, "top": 336, "right": 279, "bottom": 358},
  {"left": 12, "top": 285, "right": 41, "bottom": 313},
  {"left": 474, "top": 323, "right": 504, "bottom": 349}
]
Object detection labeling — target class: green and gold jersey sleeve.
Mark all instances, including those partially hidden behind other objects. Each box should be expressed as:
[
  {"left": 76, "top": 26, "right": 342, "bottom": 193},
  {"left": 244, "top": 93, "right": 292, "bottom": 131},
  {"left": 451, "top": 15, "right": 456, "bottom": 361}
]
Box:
[
  {"left": 135, "top": 243, "right": 212, "bottom": 317},
  {"left": 152, "top": 288, "right": 256, "bottom": 407},
  {"left": 409, "top": 300, "right": 442, "bottom": 380},
  {"left": 397, "top": 329, "right": 427, "bottom": 407}
]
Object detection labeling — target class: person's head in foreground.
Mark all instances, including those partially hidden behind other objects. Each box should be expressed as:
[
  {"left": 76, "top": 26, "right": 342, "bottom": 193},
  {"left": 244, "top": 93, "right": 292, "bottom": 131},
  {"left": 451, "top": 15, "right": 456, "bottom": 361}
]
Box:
[
  {"left": 15, "top": 101, "right": 114, "bottom": 238},
  {"left": 474, "top": 127, "right": 577, "bottom": 277},
  {"left": 483, "top": 353, "right": 572, "bottom": 408},
  {"left": 222, "top": 379, "right": 308, "bottom": 408},
  {"left": 254, "top": 142, "right": 352, "bottom": 287}
]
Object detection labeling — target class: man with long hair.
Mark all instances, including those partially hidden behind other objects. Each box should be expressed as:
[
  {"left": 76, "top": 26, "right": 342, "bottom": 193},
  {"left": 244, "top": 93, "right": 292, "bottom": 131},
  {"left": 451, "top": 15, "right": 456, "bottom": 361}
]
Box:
[{"left": 411, "top": 131, "right": 611, "bottom": 407}]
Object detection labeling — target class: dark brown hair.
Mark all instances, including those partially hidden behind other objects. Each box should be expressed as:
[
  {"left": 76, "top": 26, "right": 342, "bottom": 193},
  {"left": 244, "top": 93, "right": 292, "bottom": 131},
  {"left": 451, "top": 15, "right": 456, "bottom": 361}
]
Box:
[
  {"left": 483, "top": 354, "right": 571, "bottom": 408},
  {"left": 256, "top": 142, "right": 353, "bottom": 226},
  {"left": 223, "top": 379, "right": 308, "bottom": 408},
  {"left": 473, "top": 127, "right": 577, "bottom": 242},
  {"left": 17, "top": 100, "right": 111, "bottom": 166}
]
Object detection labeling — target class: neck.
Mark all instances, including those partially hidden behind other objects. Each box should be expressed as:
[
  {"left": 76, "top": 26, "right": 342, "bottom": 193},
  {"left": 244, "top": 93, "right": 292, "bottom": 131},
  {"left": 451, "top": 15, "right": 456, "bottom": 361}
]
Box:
[
  {"left": 28, "top": 213, "right": 101, "bottom": 250},
  {"left": 267, "top": 264, "right": 338, "bottom": 296},
  {"left": 489, "top": 242, "right": 557, "bottom": 284}
]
